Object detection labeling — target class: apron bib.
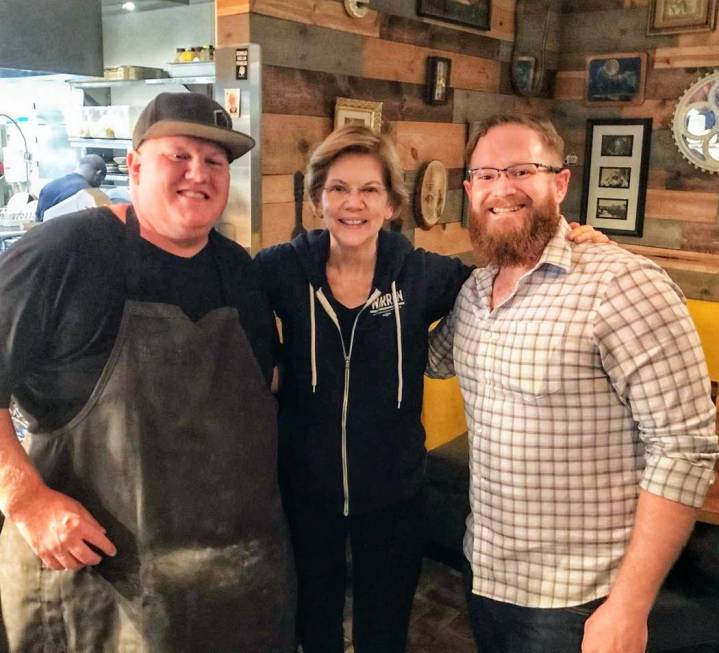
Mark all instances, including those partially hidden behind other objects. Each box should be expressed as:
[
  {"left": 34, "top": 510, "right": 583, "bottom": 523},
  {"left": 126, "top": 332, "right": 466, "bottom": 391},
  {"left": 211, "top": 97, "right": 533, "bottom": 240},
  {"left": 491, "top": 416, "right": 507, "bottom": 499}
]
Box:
[{"left": 0, "top": 209, "right": 295, "bottom": 652}]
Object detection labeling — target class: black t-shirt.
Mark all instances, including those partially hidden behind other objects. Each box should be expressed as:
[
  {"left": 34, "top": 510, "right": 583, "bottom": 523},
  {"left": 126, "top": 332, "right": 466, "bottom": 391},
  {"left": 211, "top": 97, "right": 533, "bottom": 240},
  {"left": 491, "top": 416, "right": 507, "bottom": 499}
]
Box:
[{"left": 0, "top": 207, "right": 276, "bottom": 432}]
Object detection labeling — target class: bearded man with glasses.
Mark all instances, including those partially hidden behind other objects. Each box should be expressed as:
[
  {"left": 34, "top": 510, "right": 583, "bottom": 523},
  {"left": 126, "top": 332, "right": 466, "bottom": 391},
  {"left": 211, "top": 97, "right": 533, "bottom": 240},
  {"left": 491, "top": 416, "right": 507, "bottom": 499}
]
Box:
[{"left": 427, "top": 114, "right": 718, "bottom": 653}]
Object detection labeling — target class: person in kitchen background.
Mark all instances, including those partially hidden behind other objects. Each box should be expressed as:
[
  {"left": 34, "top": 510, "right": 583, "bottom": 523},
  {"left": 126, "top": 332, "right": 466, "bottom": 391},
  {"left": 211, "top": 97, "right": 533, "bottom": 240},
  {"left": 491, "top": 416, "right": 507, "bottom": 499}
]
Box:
[
  {"left": 0, "top": 92, "right": 295, "bottom": 652},
  {"left": 34, "top": 153, "right": 107, "bottom": 220},
  {"left": 255, "top": 124, "right": 609, "bottom": 653}
]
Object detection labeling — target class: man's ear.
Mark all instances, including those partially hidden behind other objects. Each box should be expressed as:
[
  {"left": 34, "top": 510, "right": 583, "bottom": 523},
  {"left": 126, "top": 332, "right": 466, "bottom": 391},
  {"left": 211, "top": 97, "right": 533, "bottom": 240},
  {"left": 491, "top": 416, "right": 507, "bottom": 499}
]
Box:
[
  {"left": 127, "top": 150, "right": 141, "bottom": 185},
  {"left": 554, "top": 167, "right": 571, "bottom": 204}
]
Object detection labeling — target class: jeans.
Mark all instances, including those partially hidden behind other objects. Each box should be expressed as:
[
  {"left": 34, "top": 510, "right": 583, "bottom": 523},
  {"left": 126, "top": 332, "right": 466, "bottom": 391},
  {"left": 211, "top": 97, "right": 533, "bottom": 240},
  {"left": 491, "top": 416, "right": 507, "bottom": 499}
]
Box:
[
  {"left": 287, "top": 492, "right": 425, "bottom": 653},
  {"left": 463, "top": 523, "right": 719, "bottom": 653}
]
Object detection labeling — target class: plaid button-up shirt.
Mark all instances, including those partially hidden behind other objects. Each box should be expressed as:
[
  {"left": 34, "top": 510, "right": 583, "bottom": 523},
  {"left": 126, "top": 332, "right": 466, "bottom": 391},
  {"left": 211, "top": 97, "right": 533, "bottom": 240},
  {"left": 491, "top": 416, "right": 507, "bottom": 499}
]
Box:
[{"left": 427, "top": 219, "right": 718, "bottom": 608}]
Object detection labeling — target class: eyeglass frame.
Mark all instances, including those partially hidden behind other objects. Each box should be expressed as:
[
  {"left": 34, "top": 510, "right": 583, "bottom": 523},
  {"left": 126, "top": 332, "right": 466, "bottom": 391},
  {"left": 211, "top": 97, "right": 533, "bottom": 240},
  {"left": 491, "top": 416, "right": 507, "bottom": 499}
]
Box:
[{"left": 466, "top": 162, "right": 566, "bottom": 183}]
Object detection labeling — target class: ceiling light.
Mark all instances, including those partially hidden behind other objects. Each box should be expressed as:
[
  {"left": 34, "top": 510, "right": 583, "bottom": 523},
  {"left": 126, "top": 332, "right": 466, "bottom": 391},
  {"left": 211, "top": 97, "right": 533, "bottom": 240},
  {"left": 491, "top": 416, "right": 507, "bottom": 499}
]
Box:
[{"left": 122, "top": 2, "right": 136, "bottom": 10}]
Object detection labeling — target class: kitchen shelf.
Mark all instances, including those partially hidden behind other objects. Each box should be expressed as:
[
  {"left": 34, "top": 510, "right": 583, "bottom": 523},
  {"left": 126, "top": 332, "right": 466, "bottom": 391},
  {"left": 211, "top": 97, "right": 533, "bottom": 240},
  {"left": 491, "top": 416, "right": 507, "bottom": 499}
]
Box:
[
  {"left": 69, "top": 64, "right": 215, "bottom": 89},
  {"left": 68, "top": 137, "right": 132, "bottom": 149}
]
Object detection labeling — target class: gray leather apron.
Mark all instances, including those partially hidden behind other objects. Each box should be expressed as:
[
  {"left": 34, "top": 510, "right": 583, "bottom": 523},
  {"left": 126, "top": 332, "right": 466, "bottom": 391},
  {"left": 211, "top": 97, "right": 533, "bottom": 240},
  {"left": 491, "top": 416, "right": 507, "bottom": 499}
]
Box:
[{"left": 0, "top": 209, "right": 295, "bottom": 652}]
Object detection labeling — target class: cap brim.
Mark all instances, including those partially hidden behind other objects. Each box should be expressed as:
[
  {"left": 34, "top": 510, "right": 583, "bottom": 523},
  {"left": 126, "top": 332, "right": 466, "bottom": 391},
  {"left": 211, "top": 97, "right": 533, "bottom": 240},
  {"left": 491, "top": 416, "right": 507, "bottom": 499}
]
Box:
[{"left": 137, "top": 120, "right": 255, "bottom": 161}]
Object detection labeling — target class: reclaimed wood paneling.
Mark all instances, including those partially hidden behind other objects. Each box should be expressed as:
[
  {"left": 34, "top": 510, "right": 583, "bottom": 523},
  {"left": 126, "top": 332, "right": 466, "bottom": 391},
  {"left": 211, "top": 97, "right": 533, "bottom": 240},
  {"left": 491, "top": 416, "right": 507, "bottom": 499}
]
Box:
[
  {"left": 559, "top": 7, "right": 657, "bottom": 52},
  {"left": 379, "top": 14, "right": 507, "bottom": 60},
  {"left": 682, "top": 223, "right": 719, "bottom": 254},
  {"left": 454, "top": 90, "right": 552, "bottom": 124},
  {"left": 646, "top": 189, "right": 719, "bottom": 224},
  {"left": 554, "top": 71, "right": 583, "bottom": 100},
  {"left": 415, "top": 0, "right": 515, "bottom": 42},
  {"left": 362, "top": 38, "right": 501, "bottom": 92},
  {"left": 216, "top": 13, "right": 250, "bottom": 46},
  {"left": 414, "top": 222, "right": 472, "bottom": 255},
  {"left": 251, "top": 14, "right": 364, "bottom": 77},
  {"left": 262, "top": 113, "right": 332, "bottom": 175},
  {"left": 248, "top": 0, "right": 381, "bottom": 37},
  {"left": 262, "top": 174, "right": 297, "bottom": 204},
  {"left": 216, "top": 0, "right": 249, "bottom": 16},
  {"left": 391, "top": 121, "right": 467, "bottom": 170},
  {"left": 654, "top": 45, "right": 719, "bottom": 69},
  {"left": 261, "top": 65, "right": 454, "bottom": 122},
  {"left": 649, "top": 170, "right": 719, "bottom": 194},
  {"left": 261, "top": 201, "right": 319, "bottom": 248}
]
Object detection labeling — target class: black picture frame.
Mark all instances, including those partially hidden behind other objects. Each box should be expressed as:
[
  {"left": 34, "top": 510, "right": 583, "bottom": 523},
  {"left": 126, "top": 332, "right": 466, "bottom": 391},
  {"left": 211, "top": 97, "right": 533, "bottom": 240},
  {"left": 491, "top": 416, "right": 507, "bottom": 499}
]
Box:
[
  {"left": 580, "top": 118, "right": 652, "bottom": 237},
  {"left": 425, "top": 56, "right": 452, "bottom": 105},
  {"left": 417, "top": 0, "right": 491, "bottom": 30}
]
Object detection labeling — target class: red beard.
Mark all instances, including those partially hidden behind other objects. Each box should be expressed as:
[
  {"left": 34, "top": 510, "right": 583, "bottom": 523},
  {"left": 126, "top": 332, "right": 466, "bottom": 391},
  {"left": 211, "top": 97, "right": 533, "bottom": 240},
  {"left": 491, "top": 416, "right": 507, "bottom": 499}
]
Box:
[{"left": 468, "top": 201, "right": 560, "bottom": 267}]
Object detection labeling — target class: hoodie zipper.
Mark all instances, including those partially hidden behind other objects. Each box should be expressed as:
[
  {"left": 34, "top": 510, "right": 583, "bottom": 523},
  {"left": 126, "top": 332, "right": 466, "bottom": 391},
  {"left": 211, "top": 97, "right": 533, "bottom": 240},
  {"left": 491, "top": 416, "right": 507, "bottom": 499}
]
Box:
[{"left": 315, "top": 288, "right": 380, "bottom": 516}]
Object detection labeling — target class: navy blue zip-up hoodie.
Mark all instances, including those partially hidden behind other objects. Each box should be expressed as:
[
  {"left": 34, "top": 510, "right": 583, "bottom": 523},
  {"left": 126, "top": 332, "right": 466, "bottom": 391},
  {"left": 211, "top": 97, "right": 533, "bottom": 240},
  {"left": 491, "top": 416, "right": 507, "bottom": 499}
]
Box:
[{"left": 256, "top": 229, "right": 472, "bottom": 515}]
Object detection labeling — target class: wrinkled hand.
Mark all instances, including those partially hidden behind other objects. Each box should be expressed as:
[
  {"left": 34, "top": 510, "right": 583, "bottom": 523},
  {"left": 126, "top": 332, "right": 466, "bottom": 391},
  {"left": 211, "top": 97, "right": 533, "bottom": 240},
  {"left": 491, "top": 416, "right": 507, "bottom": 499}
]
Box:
[
  {"left": 568, "top": 222, "right": 613, "bottom": 244},
  {"left": 581, "top": 600, "right": 648, "bottom": 653},
  {"left": 11, "top": 486, "right": 117, "bottom": 571}
]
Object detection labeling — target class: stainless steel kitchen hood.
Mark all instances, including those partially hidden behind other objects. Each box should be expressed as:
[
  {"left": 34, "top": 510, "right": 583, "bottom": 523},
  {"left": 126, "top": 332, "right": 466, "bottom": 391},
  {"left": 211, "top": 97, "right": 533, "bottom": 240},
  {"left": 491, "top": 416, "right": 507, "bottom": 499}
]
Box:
[{"left": 0, "top": 0, "right": 103, "bottom": 78}]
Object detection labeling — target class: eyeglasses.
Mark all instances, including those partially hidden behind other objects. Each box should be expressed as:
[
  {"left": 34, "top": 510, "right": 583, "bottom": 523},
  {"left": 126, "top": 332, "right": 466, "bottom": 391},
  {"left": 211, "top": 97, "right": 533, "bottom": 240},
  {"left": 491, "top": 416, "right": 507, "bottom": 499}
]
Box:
[
  {"left": 323, "top": 183, "right": 388, "bottom": 202},
  {"left": 466, "top": 163, "right": 564, "bottom": 184}
]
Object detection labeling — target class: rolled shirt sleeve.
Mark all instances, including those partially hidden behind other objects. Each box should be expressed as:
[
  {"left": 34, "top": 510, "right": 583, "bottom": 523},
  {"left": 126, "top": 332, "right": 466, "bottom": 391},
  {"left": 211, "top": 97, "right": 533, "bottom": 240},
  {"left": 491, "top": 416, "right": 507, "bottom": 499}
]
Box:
[{"left": 594, "top": 258, "right": 718, "bottom": 507}]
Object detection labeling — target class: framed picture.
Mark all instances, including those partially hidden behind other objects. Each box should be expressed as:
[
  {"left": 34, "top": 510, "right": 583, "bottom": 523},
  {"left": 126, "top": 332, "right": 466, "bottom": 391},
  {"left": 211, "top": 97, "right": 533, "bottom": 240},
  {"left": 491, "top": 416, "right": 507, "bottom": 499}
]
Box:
[
  {"left": 417, "top": 0, "right": 491, "bottom": 30},
  {"left": 580, "top": 119, "right": 652, "bottom": 237},
  {"left": 425, "top": 56, "right": 452, "bottom": 105},
  {"left": 648, "top": 0, "right": 717, "bottom": 34},
  {"left": 585, "top": 52, "right": 647, "bottom": 106},
  {"left": 334, "top": 97, "right": 383, "bottom": 133}
]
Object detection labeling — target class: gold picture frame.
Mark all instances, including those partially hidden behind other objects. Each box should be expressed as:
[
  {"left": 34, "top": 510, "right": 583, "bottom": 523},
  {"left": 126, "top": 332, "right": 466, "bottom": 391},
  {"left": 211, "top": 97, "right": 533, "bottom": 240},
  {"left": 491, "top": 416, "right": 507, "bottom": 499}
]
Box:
[
  {"left": 334, "top": 97, "right": 383, "bottom": 133},
  {"left": 647, "top": 0, "right": 717, "bottom": 34}
]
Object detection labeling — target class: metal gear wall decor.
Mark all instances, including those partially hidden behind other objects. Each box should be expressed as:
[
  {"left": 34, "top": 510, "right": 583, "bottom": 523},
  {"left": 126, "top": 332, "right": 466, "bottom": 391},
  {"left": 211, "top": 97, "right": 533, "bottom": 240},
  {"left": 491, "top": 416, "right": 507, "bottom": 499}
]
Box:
[{"left": 672, "top": 70, "right": 719, "bottom": 174}]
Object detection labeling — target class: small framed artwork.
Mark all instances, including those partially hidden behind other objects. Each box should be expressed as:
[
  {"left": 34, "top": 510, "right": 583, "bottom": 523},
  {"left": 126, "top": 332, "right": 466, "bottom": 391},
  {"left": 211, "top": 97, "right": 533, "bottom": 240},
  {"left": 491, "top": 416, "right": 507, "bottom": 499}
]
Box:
[
  {"left": 417, "top": 0, "right": 491, "bottom": 30},
  {"left": 334, "top": 97, "right": 383, "bottom": 133},
  {"left": 425, "top": 56, "right": 452, "bottom": 105},
  {"left": 580, "top": 118, "right": 652, "bottom": 237},
  {"left": 648, "top": 0, "right": 717, "bottom": 34},
  {"left": 585, "top": 52, "right": 647, "bottom": 106}
]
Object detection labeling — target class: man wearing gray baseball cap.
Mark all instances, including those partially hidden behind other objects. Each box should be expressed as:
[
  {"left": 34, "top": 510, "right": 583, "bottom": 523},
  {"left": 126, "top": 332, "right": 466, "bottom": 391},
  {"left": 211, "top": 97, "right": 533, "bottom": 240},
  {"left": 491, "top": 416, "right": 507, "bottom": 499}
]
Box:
[{"left": 0, "top": 92, "right": 295, "bottom": 651}]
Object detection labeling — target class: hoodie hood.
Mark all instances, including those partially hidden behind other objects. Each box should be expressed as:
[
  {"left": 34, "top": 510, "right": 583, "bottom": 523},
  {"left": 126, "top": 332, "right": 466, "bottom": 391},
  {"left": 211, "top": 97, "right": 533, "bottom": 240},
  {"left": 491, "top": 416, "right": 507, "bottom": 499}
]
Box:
[{"left": 289, "top": 228, "right": 415, "bottom": 294}]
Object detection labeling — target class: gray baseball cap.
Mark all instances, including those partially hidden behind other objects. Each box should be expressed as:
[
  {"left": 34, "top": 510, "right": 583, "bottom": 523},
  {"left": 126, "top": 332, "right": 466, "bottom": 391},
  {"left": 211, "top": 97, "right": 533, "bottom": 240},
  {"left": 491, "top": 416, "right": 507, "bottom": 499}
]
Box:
[{"left": 132, "top": 92, "right": 255, "bottom": 161}]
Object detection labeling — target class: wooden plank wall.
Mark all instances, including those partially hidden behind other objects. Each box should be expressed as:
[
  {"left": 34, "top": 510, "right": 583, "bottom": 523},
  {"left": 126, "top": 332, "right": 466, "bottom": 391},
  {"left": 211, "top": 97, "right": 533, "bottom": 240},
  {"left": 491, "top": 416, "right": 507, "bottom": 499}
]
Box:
[
  {"left": 216, "top": 0, "right": 543, "bottom": 252},
  {"left": 555, "top": 0, "right": 719, "bottom": 300}
]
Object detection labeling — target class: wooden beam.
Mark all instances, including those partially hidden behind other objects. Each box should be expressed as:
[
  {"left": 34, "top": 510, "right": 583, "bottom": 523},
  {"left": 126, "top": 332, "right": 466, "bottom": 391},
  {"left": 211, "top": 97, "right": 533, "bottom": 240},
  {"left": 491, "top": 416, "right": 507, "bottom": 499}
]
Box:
[
  {"left": 262, "top": 113, "right": 332, "bottom": 175},
  {"left": 362, "top": 38, "right": 501, "bottom": 93},
  {"left": 645, "top": 189, "right": 719, "bottom": 224},
  {"left": 654, "top": 45, "right": 719, "bottom": 69},
  {"left": 216, "top": 0, "right": 250, "bottom": 16},
  {"left": 390, "top": 121, "right": 467, "bottom": 170},
  {"left": 414, "top": 222, "right": 472, "bottom": 255},
  {"left": 249, "top": 0, "right": 381, "bottom": 37}
]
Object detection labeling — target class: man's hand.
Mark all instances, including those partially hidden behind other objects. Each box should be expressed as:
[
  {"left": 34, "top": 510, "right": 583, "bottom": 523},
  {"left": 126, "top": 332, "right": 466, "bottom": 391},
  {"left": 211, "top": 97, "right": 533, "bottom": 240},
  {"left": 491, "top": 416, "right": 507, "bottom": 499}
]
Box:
[
  {"left": 11, "top": 485, "right": 117, "bottom": 571},
  {"left": 567, "top": 222, "right": 613, "bottom": 244},
  {"left": 581, "top": 599, "right": 648, "bottom": 653}
]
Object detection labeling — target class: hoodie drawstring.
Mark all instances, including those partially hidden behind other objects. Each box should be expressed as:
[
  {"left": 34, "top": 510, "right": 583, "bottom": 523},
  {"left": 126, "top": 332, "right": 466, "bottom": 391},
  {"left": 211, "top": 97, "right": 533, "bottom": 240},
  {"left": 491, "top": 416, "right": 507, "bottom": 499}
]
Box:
[
  {"left": 391, "top": 281, "right": 403, "bottom": 409},
  {"left": 309, "top": 283, "right": 317, "bottom": 392}
]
